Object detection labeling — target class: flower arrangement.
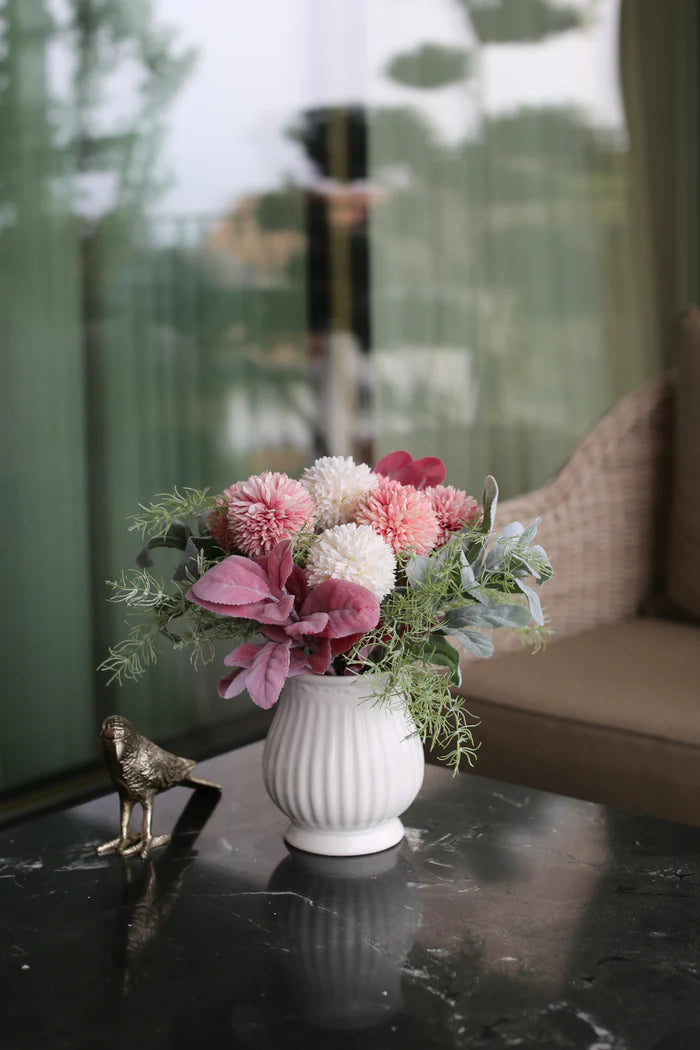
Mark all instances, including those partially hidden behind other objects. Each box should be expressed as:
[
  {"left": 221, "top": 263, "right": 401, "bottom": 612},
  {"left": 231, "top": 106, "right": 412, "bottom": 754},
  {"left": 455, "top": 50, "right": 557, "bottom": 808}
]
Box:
[{"left": 101, "top": 451, "right": 552, "bottom": 769}]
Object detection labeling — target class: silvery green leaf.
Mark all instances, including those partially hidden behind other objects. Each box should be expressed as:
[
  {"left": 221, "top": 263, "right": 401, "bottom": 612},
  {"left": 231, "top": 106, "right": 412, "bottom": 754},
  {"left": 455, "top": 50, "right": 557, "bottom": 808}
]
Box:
[
  {"left": 480, "top": 475, "right": 499, "bottom": 537},
  {"left": 406, "top": 553, "right": 431, "bottom": 589},
  {"left": 411, "top": 634, "right": 462, "bottom": 686},
  {"left": 520, "top": 518, "right": 541, "bottom": 545},
  {"left": 446, "top": 600, "right": 531, "bottom": 630},
  {"left": 528, "top": 544, "right": 553, "bottom": 583},
  {"left": 460, "top": 561, "right": 476, "bottom": 590},
  {"left": 443, "top": 627, "right": 494, "bottom": 659},
  {"left": 515, "top": 579, "right": 544, "bottom": 625}
]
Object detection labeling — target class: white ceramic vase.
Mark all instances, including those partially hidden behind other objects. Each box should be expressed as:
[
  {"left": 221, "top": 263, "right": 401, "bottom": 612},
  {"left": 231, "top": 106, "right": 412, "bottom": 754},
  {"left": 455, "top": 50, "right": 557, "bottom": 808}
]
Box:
[{"left": 262, "top": 674, "right": 425, "bottom": 856}]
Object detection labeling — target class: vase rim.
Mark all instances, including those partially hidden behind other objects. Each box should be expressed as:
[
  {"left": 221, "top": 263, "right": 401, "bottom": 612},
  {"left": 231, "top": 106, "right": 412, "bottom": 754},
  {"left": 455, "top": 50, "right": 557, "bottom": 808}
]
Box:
[{"left": 287, "top": 672, "right": 382, "bottom": 687}]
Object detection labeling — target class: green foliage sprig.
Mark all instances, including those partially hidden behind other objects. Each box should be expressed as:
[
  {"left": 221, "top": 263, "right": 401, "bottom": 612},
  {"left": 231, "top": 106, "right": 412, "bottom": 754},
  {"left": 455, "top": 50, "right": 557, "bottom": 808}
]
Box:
[{"left": 128, "top": 486, "right": 214, "bottom": 539}]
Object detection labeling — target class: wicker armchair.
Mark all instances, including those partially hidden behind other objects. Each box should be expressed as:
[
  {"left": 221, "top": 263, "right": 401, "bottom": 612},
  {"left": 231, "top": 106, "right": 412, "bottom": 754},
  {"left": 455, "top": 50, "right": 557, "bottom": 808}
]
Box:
[
  {"left": 431, "top": 370, "right": 700, "bottom": 828},
  {"left": 492, "top": 373, "right": 675, "bottom": 650}
]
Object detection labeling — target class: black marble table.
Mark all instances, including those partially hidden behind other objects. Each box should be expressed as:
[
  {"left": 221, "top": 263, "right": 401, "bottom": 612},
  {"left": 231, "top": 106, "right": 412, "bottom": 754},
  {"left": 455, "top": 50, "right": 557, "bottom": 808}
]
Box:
[{"left": 2, "top": 741, "right": 700, "bottom": 1050}]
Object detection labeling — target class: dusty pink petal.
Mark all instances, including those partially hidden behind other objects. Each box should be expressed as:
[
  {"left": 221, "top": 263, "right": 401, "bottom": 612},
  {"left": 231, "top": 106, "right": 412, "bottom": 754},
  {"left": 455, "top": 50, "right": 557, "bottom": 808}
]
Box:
[
  {"left": 355, "top": 477, "right": 439, "bottom": 554},
  {"left": 245, "top": 641, "right": 291, "bottom": 708},
  {"left": 425, "top": 485, "right": 481, "bottom": 546},
  {"left": 208, "top": 486, "right": 239, "bottom": 551},
  {"left": 227, "top": 472, "right": 314, "bottom": 557},
  {"left": 301, "top": 579, "right": 380, "bottom": 639},
  {"left": 218, "top": 668, "right": 249, "bottom": 699}
]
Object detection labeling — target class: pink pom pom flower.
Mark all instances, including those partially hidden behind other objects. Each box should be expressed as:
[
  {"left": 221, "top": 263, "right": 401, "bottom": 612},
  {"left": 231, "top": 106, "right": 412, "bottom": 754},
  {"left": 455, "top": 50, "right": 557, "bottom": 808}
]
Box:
[
  {"left": 221, "top": 472, "right": 314, "bottom": 557},
  {"left": 355, "top": 477, "right": 439, "bottom": 554},
  {"left": 424, "top": 485, "right": 481, "bottom": 546}
]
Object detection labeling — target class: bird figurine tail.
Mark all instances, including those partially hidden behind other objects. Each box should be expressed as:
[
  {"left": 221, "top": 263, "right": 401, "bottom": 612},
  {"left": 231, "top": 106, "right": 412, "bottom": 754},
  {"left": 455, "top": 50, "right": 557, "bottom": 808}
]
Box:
[{"left": 181, "top": 772, "right": 222, "bottom": 792}]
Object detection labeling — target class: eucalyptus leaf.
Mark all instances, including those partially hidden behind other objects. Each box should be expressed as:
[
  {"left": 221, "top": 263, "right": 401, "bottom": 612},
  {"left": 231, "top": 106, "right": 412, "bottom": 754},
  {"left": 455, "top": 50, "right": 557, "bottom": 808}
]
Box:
[
  {"left": 480, "top": 475, "right": 499, "bottom": 537},
  {"left": 445, "top": 599, "right": 531, "bottom": 630},
  {"left": 443, "top": 627, "right": 494, "bottom": 659},
  {"left": 406, "top": 553, "right": 431, "bottom": 589},
  {"left": 515, "top": 579, "right": 544, "bottom": 625},
  {"left": 409, "top": 634, "right": 462, "bottom": 686}
]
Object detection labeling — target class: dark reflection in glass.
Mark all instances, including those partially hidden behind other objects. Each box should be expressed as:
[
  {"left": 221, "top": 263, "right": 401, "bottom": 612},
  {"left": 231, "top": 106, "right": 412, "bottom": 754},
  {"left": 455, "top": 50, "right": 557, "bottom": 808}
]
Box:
[
  {"left": 114, "top": 787, "right": 221, "bottom": 994},
  {"left": 261, "top": 845, "right": 420, "bottom": 1032}
]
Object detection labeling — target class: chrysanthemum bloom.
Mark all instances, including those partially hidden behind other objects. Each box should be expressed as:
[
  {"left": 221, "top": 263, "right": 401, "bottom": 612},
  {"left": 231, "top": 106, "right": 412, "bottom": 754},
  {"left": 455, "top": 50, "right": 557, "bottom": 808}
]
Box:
[
  {"left": 355, "top": 477, "right": 439, "bottom": 554},
  {"left": 301, "top": 455, "right": 378, "bottom": 529},
  {"left": 208, "top": 486, "right": 238, "bottom": 551},
  {"left": 306, "top": 523, "right": 397, "bottom": 600},
  {"left": 425, "top": 485, "right": 481, "bottom": 546},
  {"left": 226, "top": 472, "right": 314, "bottom": 557}
]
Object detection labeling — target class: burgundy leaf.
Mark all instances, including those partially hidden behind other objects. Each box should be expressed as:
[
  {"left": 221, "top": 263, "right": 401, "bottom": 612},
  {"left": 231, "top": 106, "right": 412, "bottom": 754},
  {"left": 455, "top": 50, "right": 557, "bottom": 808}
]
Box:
[
  {"left": 374, "top": 450, "right": 446, "bottom": 490},
  {"left": 301, "top": 579, "right": 380, "bottom": 639},
  {"left": 330, "top": 631, "right": 365, "bottom": 657},
  {"left": 307, "top": 638, "right": 332, "bottom": 674},
  {"left": 399, "top": 456, "right": 446, "bottom": 489},
  {"left": 374, "top": 450, "right": 413, "bottom": 477},
  {"left": 286, "top": 565, "right": 309, "bottom": 609},
  {"left": 245, "top": 641, "right": 291, "bottom": 709}
]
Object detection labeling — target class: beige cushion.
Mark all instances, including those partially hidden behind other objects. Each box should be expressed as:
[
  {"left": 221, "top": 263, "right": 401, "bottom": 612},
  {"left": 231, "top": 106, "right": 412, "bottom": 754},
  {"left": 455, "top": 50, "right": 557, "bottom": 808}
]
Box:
[
  {"left": 429, "top": 619, "right": 700, "bottom": 826},
  {"left": 667, "top": 307, "right": 700, "bottom": 620}
]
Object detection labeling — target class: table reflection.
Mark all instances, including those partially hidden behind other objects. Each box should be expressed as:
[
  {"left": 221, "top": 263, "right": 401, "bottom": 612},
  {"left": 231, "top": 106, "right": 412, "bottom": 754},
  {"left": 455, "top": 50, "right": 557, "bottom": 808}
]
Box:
[{"left": 266, "top": 845, "right": 421, "bottom": 1030}]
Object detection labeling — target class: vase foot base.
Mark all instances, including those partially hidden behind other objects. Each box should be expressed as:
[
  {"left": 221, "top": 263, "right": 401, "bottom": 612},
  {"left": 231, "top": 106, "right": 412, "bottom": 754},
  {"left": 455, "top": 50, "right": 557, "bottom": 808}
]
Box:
[{"left": 283, "top": 818, "right": 405, "bottom": 857}]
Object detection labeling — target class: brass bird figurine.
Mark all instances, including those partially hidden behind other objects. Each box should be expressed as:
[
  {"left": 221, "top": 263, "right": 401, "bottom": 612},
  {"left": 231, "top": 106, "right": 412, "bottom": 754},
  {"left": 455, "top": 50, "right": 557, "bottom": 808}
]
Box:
[{"left": 96, "top": 714, "right": 221, "bottom": 859}]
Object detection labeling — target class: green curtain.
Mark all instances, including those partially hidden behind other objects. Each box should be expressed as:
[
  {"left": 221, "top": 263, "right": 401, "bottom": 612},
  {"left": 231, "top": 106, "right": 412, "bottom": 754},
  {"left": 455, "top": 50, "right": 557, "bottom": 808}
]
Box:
[
  {"left": 0, "top": 0, "right": 309, "bottom": 792},
  {"left": 368, "top": 0, "right": 674, "bottom": 500}
]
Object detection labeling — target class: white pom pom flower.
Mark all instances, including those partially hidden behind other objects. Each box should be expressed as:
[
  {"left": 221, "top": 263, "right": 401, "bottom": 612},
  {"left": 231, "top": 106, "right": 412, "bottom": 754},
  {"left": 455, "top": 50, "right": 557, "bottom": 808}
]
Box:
[
  {"left": 306, "top": 523, "right": 397, "bottom": 600},
  {"left": 301, "top": 455, "right": 378, "bottom": 529}
]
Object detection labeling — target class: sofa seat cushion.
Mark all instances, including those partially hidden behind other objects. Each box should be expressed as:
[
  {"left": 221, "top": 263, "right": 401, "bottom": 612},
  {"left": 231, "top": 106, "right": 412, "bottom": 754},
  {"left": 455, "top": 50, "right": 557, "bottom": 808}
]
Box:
[{"left": 434, "top": 618, "right": 700, "bottom": 826}]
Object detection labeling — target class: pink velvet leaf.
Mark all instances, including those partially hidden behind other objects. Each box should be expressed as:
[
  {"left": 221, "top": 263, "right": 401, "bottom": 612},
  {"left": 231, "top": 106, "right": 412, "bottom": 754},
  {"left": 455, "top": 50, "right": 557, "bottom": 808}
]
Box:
[
  {"left": 189, "top": 556, "right": 273, "bottom": 607},
  {"left": 217, "top": 668, "right": 249, "bottom": 700},
  {"left": 223, "top": 642, "right": 263, "bottom": 668},
  {"left": 187, "top": 593, "right": 295, "bottom": 624},
  {"left": 288, "top": 647, "right": 309, "bottom": 676},
  {"left": 255, "top": 541, "right": 293, "bottom": 597},
  {"left": 301, "top": 579, "right": 380, "bottom": 639},
  {"left": 284, "top": 612, "right": 330, "bottom": 638},
  {"left": 245, "top": 640, "right": 291, "bottom": 709}
]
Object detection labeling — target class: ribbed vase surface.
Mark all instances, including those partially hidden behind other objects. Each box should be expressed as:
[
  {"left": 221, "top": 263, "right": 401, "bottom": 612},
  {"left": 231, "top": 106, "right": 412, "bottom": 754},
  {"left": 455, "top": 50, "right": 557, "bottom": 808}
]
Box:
[{"left": 262, "top": 674, "right": 425, "bottom": 856}]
